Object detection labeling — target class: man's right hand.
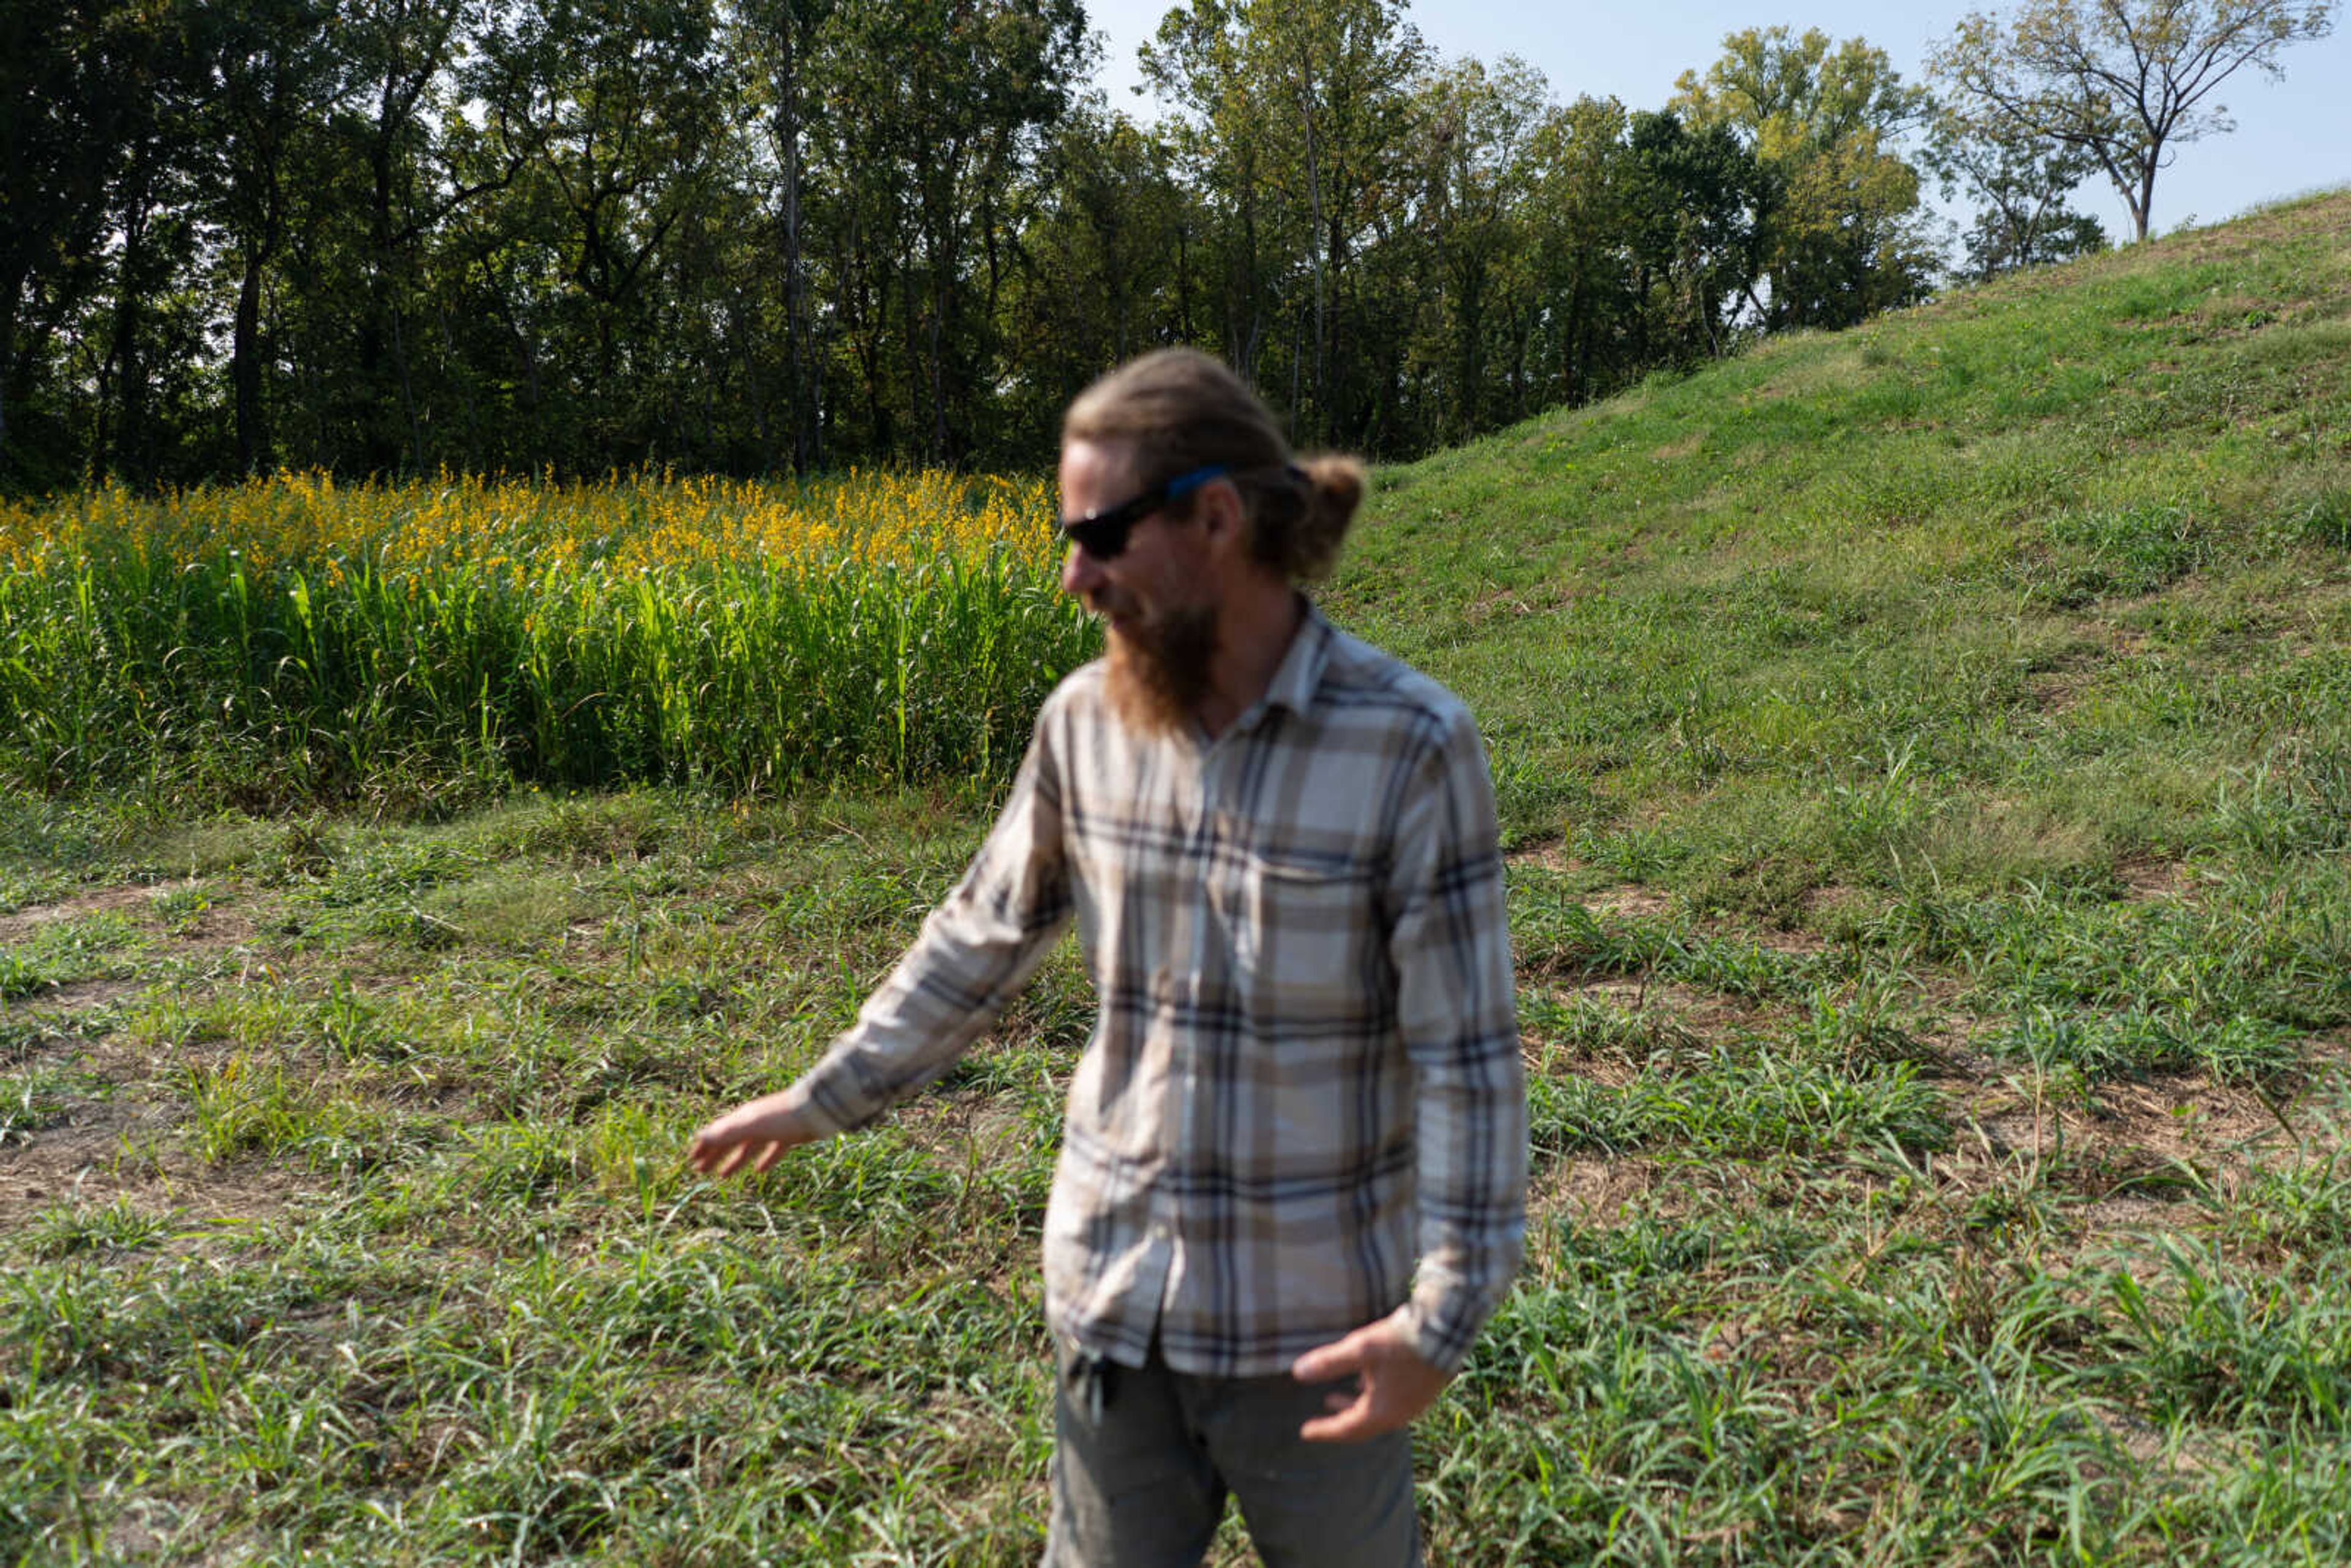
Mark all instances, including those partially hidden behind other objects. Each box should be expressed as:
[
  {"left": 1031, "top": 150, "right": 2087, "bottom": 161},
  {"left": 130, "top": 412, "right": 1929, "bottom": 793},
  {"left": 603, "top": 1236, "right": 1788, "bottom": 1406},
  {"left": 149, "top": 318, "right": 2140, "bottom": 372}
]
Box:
[{"left": 686, "top": 1087, "right": 823, "bottom": 1177}]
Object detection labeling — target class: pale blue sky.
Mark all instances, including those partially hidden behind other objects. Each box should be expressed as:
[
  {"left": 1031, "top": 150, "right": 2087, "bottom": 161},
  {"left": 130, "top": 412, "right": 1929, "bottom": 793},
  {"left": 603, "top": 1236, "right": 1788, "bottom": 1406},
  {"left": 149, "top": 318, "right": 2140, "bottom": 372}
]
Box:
[{"left": 1081, "top": 0, "right": 2350, "bottom": 242}]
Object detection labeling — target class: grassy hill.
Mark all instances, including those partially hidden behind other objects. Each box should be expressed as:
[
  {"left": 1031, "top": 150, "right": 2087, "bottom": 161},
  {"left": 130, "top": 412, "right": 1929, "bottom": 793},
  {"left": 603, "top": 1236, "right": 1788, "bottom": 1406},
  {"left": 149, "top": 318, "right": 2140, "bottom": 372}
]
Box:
[
  {"left": 3, "top": 193, "right": 2350, "bottom": 1562},
  {"left": 1348, "top": 189, "right": 2350, "bottom": 891}
]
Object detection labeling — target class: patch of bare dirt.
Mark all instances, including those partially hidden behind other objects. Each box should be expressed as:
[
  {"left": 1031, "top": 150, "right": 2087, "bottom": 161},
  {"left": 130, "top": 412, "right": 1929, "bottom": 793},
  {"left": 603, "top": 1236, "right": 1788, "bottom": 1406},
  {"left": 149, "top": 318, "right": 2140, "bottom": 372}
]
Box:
[
  {"left": 2095, "top": 1077, "right": 2259, "bottom": 1157},
  {"left": 1915, "top": 1060, "right": 2327, "bottom": 1243},
  {"left": 1505, "top": 839, "right": 1577, "bottom": 874},
  {"left": 2115, "top": 857, "right": 2194, "bottom": 902},
  {"left": 2, "top": 882, "right": 268, "bottom": 969},
  {"left": 1528, "top": 1153, "right": 1666, "bottom": 1229},
  {"left": 2, "top": 1067, "right": 306, "bottom": 1239},
  {"left": 0, "top": 885, "right": 152, "bottom": 945},
  {"left": 1529, "top": 980, "right": 1763, "bottom": 1064},
  {"left": 1502, "top": 847, "right": 1679, "bottom": 920},
  {"left": 1583, "top": 883, "right": 1676, "bottom": 921},
  {"left": 0, "top": 1095, "right": 170, "bottom": 1229},
  {"left": 168, "top": 901, "right": 263, "bottom": 955},
  {"left": 2028, "top": 667, "right": 2094, "bottom": 715},
  {"left": 1758, "top": 925, "right": 1830, "bottom": 956},
  {"left": 1463, "top": 585, "right": 1553, "bottom": 627},
  {"left": 0, "top": 885, "right": 321, "bottom": 1244},
  {"left": 2074, "top": 1189, "right": 2202, "bottom": 1237},
  {"left": 9, "top": 978, "right": 141, "bottom": 1015}
]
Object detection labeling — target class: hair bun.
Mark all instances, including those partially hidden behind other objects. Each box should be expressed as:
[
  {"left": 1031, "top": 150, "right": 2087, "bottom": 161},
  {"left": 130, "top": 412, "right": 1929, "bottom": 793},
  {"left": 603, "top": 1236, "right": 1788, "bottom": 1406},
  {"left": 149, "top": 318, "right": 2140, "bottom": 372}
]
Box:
[{"left": 1289, "top": 454, "right": 1366, "bottom": 581}]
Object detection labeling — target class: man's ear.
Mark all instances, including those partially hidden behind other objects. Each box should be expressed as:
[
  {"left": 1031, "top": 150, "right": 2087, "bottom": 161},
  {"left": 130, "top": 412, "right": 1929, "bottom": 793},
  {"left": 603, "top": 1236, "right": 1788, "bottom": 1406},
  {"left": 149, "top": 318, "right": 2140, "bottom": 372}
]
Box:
[{"left": 1196, "top": 476, "right": 1247, "bottom": 557}]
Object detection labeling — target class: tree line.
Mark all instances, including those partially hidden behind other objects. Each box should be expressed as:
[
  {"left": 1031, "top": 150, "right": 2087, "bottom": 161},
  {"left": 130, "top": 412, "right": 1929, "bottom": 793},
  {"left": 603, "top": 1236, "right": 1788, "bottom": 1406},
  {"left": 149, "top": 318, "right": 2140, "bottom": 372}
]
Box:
[{"left": 2, "top": 0, "right": 2328, "bottom": 490}]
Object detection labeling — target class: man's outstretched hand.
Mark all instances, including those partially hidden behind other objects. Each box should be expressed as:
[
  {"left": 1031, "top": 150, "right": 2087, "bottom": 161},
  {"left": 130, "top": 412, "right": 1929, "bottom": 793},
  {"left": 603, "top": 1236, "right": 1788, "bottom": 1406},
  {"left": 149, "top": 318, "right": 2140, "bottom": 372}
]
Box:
[
  {"left": 1291, "top": 1315, "right": 1450, "bottom": 1442},
  {"left": 686, "top": 1088, "right": 823, "bottom": 1178}
]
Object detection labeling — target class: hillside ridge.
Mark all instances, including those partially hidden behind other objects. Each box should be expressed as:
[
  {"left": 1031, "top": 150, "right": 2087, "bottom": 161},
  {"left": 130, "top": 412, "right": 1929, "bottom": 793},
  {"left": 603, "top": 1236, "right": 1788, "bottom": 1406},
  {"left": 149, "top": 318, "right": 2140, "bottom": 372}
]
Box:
[{"left": 1332, "top": 187, "right": 2351, "bottom": 902}]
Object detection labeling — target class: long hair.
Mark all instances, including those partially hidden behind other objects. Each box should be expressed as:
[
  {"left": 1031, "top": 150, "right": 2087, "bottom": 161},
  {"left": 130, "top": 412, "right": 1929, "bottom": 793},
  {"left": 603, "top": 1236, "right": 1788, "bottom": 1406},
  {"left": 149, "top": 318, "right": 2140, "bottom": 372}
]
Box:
[{"left": 1063, "top": 348, "right": 1366, "bottom": 583}]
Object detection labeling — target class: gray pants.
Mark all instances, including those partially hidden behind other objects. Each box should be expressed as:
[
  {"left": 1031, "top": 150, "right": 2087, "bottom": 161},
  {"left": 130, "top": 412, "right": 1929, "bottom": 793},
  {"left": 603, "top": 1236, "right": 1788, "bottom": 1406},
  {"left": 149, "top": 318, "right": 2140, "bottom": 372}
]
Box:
[{"left": 1042, "top": 1340, "right": 1420, "bottom": 1568}]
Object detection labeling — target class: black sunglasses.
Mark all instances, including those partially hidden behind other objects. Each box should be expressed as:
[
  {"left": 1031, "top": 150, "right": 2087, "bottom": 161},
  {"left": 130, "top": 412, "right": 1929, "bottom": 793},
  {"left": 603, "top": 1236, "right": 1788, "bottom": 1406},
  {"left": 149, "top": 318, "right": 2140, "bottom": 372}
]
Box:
[{"left": 1056, "top": 464, "right": 1230, "bottom": 560}]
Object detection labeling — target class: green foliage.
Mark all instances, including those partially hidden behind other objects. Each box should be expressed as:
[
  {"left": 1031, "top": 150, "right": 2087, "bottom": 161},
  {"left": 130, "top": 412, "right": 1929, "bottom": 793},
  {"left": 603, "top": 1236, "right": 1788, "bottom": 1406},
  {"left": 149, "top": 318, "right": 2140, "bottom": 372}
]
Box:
[
  {"left": 1671, "top": 25, "right": 1938, "bottom": 330},
  {"left": 1, "top": 189, "right": 2349, "bottom": 1566},
  {"left": 1, "top": 0, "right": 1965, "bottom": 488},
  {"left": 0, "top": 491, "right": 1096, "bottom": 803},
  {"left": 1527, "top": 1046, "right": 1949, "bottom": 1160},
  {"left": 1929, "top": 0, "right": 2341, "bottom": 244}
]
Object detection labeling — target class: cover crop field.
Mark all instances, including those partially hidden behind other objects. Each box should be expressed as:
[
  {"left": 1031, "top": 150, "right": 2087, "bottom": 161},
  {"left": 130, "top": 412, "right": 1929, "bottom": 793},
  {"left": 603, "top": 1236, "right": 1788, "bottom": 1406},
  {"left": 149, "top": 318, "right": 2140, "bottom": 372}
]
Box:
[
  {"left": 3, "top": 193, "right": 2350, "bottom": 1564},
  {"left": 0, "top": 469, "right": 1091, "bottom": 808}
]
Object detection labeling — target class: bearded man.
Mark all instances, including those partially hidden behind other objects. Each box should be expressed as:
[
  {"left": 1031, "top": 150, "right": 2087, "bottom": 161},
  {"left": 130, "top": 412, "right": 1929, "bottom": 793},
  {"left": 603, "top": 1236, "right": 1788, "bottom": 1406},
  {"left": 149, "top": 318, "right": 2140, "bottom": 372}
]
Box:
[{"left": 688, "top": 348, "right": 1526, "bottom": 1567}]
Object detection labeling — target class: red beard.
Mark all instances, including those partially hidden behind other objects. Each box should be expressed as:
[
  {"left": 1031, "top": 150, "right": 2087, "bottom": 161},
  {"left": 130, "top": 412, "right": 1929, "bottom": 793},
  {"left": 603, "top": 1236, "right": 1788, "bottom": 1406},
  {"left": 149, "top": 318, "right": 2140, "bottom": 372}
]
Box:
[{"left": 1102, "top": 601, "right": 1218, "bottom": 737}]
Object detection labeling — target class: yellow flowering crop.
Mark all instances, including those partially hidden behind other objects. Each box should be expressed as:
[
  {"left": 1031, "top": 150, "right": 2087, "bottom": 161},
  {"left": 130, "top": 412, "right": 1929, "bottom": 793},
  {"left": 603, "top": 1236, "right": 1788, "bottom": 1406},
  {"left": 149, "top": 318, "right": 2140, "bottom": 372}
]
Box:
[
  {"left": 0, "top": 468, "right": 1093, "bottom": 796},
  {"left": 0, "top": 468, "right": 1062, "bottom": 583}
]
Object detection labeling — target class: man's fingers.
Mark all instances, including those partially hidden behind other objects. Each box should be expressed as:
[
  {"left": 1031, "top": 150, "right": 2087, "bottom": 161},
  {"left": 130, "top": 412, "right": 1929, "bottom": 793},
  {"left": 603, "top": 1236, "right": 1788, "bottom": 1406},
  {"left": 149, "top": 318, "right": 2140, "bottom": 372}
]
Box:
[
  {"left": 1297, "top": 1327, "right": 1388, "bottom": 1441},
  {"left": 686, "top": 1130, "right": 797, "bottom": 1181},
  {"left": 684, "top": 1092, "right": 817, "bottom": 1182},
  {"left": 1299, "top": 1387, "right": 1378, "bottom": 1442},
  {"left": 1291, "top": 1330, "right": 1368, "bottom": 1384}
]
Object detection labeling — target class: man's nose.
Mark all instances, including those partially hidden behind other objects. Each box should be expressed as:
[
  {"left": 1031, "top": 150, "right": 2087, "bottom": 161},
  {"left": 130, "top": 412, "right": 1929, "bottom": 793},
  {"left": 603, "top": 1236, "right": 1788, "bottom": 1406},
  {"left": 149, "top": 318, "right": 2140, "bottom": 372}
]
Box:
[{"left": 1060, "top": 542, "right": 1100, "bottom": 599}]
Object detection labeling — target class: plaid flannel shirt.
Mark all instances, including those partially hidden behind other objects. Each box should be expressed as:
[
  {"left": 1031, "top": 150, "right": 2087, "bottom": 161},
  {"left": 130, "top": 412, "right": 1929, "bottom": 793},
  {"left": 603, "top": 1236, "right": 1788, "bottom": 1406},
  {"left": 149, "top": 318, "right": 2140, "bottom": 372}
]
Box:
[{"left": 793, "top": 603, "right": 1526, "bottom": 1378}]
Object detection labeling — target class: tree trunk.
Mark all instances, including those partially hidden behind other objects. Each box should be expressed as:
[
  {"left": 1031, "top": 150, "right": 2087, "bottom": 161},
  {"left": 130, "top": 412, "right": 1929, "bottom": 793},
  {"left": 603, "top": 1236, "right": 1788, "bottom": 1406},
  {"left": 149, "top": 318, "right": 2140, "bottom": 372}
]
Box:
[
  {"left": 736, "top": 299, "right": 773, "bottom": 467},
  {"left": 1295, "top": 53, "right": 1327, "bottom": 443},
  {"left": 1562, "top": 271, "right": 1586, "bottom": 405},
  {"left": 359, "top": 138, "right": 399, "bottom": 471},
  {"left": 0, "top": 251, "right": 23, "bottom": 465},
  {"left": 434, "top": 299, "right": 480, "bottom": 466},
  {"left": 1175, "top": 217, "right": 1194, "bottom": 343},
  {"left": 108, "top": 226, "right": 148, "bottom": 479},
  {"left": 392, "top": 302, "right": 426, "bottom": 471},
  {"left": 774, "top": 7, "right": 812, "bottom": 471},
  {"left": 0, "top": 327, "right": 13, "bottom": 469},
  {"left": 233, "top": 247, "right": 266, "bottom": 475}
]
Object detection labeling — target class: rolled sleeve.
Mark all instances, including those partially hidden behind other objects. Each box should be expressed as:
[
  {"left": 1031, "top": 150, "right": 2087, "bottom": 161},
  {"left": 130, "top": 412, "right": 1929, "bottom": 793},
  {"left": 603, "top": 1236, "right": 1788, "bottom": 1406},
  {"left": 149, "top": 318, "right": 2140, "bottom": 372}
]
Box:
[
  {"left": 792, "top": 717, "right": 1076, "bottom": 1138},
  {"left": 1384, "top": 711, "right": 1526, "bottom": 1374}
]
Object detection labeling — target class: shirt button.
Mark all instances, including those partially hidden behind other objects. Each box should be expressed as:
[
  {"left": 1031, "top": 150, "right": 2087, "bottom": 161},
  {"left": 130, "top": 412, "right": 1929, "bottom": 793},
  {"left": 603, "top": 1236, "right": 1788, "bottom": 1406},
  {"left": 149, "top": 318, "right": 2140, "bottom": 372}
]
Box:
[{"left": 1150, "top": 1222, "right": 1171, "bottom": 1241}]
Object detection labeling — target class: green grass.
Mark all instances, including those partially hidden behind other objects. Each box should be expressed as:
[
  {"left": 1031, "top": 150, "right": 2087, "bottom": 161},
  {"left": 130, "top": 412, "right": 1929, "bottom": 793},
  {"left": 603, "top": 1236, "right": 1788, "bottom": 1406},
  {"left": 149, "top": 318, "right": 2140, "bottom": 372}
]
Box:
[{"left": 4, "top": 192, "right": 2351, "bottom": 1562}]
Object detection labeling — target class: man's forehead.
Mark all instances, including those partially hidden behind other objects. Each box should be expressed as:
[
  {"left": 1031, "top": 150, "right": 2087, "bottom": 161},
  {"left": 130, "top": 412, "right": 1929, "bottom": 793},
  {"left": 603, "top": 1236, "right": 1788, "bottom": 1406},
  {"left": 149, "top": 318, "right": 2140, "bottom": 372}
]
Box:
[{"left": 1060, "top": 437, "right": 1142, "bottom": 493}]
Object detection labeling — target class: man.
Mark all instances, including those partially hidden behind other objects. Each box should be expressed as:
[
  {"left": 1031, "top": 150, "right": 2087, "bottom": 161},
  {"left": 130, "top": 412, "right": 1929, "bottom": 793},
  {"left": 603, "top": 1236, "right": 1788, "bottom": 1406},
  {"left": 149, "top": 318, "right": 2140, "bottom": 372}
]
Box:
[{"left": 687, "top": 348, "right": 1525, "bottom": 1567}]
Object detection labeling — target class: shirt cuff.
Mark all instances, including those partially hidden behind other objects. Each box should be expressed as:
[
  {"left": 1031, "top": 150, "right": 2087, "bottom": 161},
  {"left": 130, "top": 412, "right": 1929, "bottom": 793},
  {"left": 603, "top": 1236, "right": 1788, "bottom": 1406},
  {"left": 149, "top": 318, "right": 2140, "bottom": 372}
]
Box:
[
  {"left": 790, "top": 1041, "right": 891, "bottom": 1138},
  {"left": 1393, "top": 1281, "right": 1485, "bottom": 1376}
]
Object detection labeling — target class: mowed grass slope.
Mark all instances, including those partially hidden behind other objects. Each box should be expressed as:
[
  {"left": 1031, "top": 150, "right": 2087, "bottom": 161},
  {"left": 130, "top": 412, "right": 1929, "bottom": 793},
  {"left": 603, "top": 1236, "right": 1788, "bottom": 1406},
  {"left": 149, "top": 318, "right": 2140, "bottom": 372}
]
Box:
[{"left": 4, "top": 192, "right": 2351, "bottom": 1564}]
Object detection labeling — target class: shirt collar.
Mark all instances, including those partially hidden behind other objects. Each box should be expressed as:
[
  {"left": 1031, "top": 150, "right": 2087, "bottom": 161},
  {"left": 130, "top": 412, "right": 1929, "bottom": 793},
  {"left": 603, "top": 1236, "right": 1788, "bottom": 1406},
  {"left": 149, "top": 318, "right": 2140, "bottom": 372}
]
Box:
[{"left": 1253, "top": 596, "right": 1332, "bottom": 722}]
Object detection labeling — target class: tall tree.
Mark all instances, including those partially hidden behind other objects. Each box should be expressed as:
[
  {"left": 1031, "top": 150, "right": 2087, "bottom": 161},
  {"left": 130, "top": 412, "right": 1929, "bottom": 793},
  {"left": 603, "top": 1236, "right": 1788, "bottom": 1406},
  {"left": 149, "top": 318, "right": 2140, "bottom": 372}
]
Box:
[
  {"left": 336, "top": 0, "right": 481, "bottom": 471},
  {"left": 1673, "top": 28, "right": 1936, "bottom": 331},
  {"left": 1402, "top": 57, "right": 1547, "bottom": 446},
  {"left": 1518, "top": 95, "right": 1634, "bottom": 411},
  {"left": 0, "top": 0, "right": 151, "bottom": 481},
  {"left": 811, "top": 0, "right": 1085, "bottom": 463},
  {"left": 469, "top": 0, "right": 729, "bottom": 465},
  {"left": 1144, "top": 0, "right": 1424, "bottom": 441},
  {"left": 735, "top": 0, "right": 834, "bottom": 471},
  {"left": 1620, "top": 109, "right": 1758, "bottom": 364},
  {"left": 1930, "top": 0, "right": 2336, "bottom": 243},
  {"left": 0, "top": 0, "right": 2026, "bottom": 486},
  {"left": 89, "top": 0, "right": 209, "bottom": 481},
  {"left": 1922, "top": 100, "right": 2108, "bottom": 278},
  {"left": 208, "top": 0, "right": 345, "bottom": 473},
  {"left": 1004, "top": 101, "right": 1202, "bottom": 435}
]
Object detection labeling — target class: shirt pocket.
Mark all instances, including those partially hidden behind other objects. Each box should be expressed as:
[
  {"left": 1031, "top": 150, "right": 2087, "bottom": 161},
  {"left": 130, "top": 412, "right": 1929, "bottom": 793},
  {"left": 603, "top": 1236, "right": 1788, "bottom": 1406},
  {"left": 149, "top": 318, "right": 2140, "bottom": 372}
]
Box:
[{"left": 1228, "top": 848, "right": 1375, "bottom": 1020}]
